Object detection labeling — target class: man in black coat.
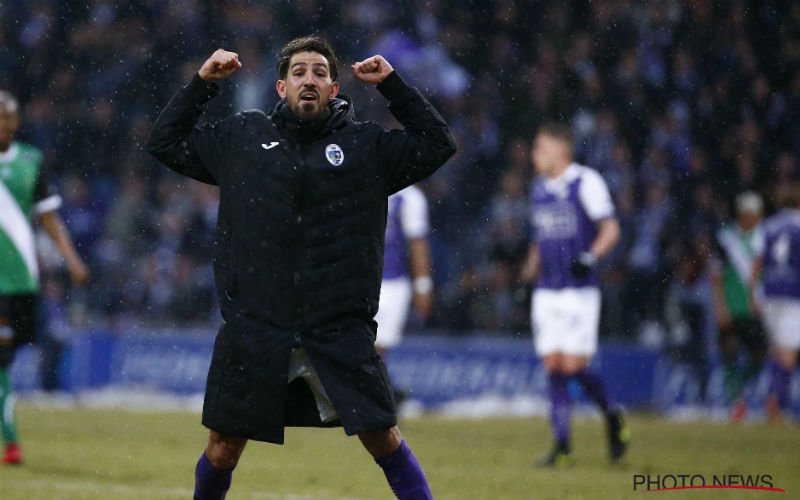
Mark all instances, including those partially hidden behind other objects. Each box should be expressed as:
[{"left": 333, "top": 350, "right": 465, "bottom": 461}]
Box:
[{"left": 147, "top": 36, "right": 456, "bottom": 500}]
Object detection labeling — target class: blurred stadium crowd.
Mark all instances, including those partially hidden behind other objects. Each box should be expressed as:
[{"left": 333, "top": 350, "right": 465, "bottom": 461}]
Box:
[{"left": 1, "top": 0, "right": 799, "bottom": 351}]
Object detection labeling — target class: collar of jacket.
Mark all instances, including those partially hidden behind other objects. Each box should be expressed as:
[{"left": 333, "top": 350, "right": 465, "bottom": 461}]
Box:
[{"left": 271, "top": 94, "right": 354, "bottom": 142}]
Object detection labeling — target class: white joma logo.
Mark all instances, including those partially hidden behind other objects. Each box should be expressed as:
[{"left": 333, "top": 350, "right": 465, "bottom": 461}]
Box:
[{"left": 262, "top": 142, "right": 279, "bottom": 150}]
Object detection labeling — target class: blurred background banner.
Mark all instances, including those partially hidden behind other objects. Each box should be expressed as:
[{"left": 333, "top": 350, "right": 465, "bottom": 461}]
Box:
[{"left": 10, "top": 332, "right": 799, "bottom": 417}]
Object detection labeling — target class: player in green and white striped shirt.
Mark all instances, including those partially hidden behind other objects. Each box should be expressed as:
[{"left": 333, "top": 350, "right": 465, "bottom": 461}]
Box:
[
  {"left": 0, "top": 90, "right": 88, "bottom": 465},
  {"left": 710, "top": 192, "right": 766, "bottom": 422}
]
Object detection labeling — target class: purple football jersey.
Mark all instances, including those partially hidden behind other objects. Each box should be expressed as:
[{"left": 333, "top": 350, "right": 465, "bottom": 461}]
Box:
[
  {"left": 760, "top": 209, "right": 800, "bottom": 299},
  {"left": 383, "top": 186, "right": 429, "bottom": 280},
  {"left": 531, "top": 164, "right": 614, "bottom": 289}
]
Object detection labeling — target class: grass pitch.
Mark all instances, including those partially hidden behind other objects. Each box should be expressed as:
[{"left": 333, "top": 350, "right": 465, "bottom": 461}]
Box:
[{"left": 2, "top": 405, "right": 798, "bottom": 500}]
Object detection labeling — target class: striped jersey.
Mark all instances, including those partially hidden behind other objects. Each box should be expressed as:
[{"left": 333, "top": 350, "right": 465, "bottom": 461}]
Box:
[
  {"left": 715, "top": 224, "right": 763, "bottom": 317},
  {"left": 0, "top": 141, "right": 62, "bottom": 293}
]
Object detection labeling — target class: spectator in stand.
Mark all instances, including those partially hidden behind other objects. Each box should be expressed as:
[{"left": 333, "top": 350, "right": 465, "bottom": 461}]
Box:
[{"left": 0, "top": 0, "right": 798, "bottom": 339}]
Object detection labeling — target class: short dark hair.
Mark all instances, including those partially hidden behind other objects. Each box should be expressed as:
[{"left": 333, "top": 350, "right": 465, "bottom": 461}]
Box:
[
  {"left": 537, "top": 122, "right": 573, "bottom": 147},
  {"left": 277, "top": 35, "right": 338, "bottom": 81}
]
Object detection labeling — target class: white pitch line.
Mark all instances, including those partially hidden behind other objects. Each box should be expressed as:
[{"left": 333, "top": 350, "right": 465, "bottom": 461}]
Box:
[{"left": 8, "top": 478, "right": 386, "bottom": 500}]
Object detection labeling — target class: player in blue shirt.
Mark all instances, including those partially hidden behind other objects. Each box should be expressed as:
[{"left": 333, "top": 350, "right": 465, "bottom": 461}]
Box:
[
  {"left": 753, "top": 184, "right": 800, "bottom": 424},
  {"left": 521, "top": 123, "right": 628, "bottom": 465}
]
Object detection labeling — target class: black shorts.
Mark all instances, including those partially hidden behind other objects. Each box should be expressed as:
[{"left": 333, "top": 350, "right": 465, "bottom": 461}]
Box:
[
  {"left": 201, "top": 318, "right": 397, "bottom": 444},
  {"left": 0, "top": 294, "right": 37, "bottom": 367},
  {"left": 723, "top": 317, "right": 767, "bottom": 353}
]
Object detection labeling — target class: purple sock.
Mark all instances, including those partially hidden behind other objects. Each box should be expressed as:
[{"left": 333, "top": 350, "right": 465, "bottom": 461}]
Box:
[
  {"left": 549, "top": 372, "right": 571, "bottom": 448},
  {"left": 375, "top": 440, "right": 434, "bottom": 500},
  {"left": 194, "top": 452, "right": 232, "bottom": 500},
  {"left": 769, "top": 360, "right": 792, "bottom": 409},
  {"left": 574, "top": 369, "right": 614, "bottom": 414}
]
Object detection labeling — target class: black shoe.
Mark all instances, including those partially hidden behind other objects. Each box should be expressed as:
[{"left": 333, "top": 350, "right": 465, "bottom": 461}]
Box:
[
  {"left": 535, "top": 442, "right": 573, "bottom": 467},
  {"left": 607, "top": 410, "right": 630, "bottom": 462}
]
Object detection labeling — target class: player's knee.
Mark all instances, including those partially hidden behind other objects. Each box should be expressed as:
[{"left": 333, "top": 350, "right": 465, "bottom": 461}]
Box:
[
  {"left": 358, "top": 426, "right": 402, "bottom": 458},
  {"left": 560, "top": 356, "right": 589, "bottom": 375},
  {"left": 542, "top": 354, "right": 562, "bottom": 373},
  {"left": 775, "top": 350, "right": 797, "bottom": 370},
  {"left": 206, "top": 431, "right": 247, "bottom": 470}
]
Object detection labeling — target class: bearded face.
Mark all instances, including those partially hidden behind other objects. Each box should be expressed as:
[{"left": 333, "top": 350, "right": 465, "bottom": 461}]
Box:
[{"left": 277, "top": 51, "right": 339, "bottom": 121}]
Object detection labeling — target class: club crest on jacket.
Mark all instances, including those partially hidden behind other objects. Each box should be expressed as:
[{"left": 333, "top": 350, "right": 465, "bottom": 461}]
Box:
[{"left": 325, "top": 144, "right": 344, "bottom": 166}]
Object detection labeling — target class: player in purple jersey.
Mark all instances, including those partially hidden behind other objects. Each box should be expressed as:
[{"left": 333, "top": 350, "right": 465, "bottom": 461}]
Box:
[
  {"left": 376, "top": 185, "right": 433, "bottom": 396},
  {"left": 752, "top": 184, "right": 800, "bottom": 424},
  {"left": 521, "top": 123, "right": 628, "bottom": 465}
]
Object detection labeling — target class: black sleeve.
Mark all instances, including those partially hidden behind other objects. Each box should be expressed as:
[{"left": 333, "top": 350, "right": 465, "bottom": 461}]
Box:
[
  {"left": 711, "top": 231, "right": 729, "bottom": 267},
  {"left": 32, "top": 162, "right": 62, "bottom": 213},
  {"left": 375, "top": 71, "right": 457, "bottom": 195},
  {"left": 146, "top": 74, "right": 233, "bottom": 185},
  {"left": 33, "top": 162, "right": 56, "bottom": 202}
]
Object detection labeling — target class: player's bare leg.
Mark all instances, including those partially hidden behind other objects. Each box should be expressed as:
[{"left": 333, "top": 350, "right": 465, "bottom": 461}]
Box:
[
  {"left": 360, "top": 425, "right": 434, "bottom": 500},
  {"left": 359, "top": 425, "right": 402, "bottom": 457},
  {"left": 559, "top": 354, "right": 589, "bottom": 376},
  {"left": 194, "top": 430, "right": 247, "bottom": 500},
  {"left": 205, "top": 430, "right": 248, "bottom": 469}
]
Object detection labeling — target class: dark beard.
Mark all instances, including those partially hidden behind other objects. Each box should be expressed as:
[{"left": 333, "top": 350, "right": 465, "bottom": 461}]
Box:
[
  {"left": 292, "top": 100, "right": 326, "bottom": 121},
  {"left": 278, "top": 101, "right": 332, "bottom": 142}
]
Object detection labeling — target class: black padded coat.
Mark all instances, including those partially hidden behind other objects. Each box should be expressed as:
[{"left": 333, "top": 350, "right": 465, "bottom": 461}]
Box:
[{"left": 147, "top": 71, "right": 456, "bottom": 443}]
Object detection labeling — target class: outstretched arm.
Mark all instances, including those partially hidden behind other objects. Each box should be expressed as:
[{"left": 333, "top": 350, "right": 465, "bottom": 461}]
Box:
[
  {"left": 408, "top": 237, "right": 434, "bottom": 320},
  {"left": 589, "top": 217, "right": 621, "bottom": 259},
  {"left": 38, "top": 211, "right": 89, "bottom": 285},
  {"left": 353, "top": 55, "right": 457, "bottom": 195},
  {"left": 709, "top": 261, "right": 732, "bottom": 328},
  {"left": 749, "top": 256, "right": 763, "bottom": 316},
  {"left": 146, "top": 49, "right": 242, "bottom": 185},
  {"left": 520, "top": 243, "right": 540, "bottom": 283},
  {"left": 571, "top": 217, "right": 620, "bottom": 278}
]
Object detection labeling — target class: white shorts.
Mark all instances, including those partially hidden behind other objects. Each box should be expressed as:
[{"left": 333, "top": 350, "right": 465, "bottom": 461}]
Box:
[
  {"left": 375, "top": 278, "right": 412, "bottom": 349},
  {"left": 532, "top": 287, "right": 601, "bottom": 357},
  {"left": 762, "top": 298, "right": 800, "bottom": 350},
  {"left": 288, "top": 348, "right": 338, "bottom": 423}
]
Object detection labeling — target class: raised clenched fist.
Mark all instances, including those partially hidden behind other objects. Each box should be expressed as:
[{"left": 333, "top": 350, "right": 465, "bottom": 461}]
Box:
[
  {"left": 199, "top": 49, "right": 242, "bottom": 82},
  {"left": 351, "top": 55, "right": 394, "bottom": 85}
]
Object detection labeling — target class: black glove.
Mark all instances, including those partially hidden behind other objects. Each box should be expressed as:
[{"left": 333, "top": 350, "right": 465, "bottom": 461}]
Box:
[{"left": 570, "top": 252, "right": 597, "bottom": 278}]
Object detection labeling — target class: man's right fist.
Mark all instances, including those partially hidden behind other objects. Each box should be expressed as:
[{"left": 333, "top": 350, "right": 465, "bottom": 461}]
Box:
[{"left": 199, "top": 49, "right": 242, "bottom": 82}]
